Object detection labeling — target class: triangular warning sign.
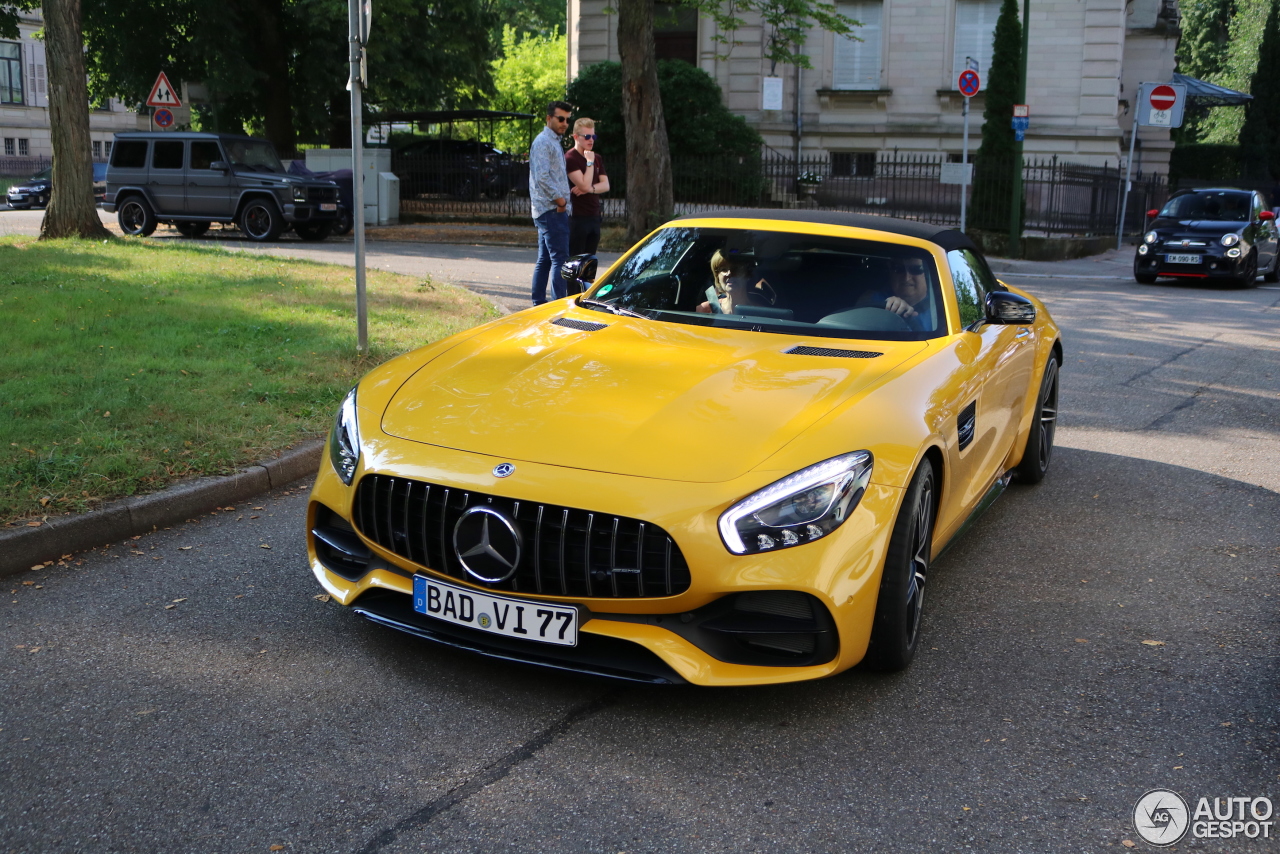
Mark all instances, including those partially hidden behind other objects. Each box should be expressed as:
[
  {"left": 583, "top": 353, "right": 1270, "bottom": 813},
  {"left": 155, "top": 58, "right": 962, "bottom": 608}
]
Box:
[{"left": 146, "top": 72, "right": 182, "bottom": 108}]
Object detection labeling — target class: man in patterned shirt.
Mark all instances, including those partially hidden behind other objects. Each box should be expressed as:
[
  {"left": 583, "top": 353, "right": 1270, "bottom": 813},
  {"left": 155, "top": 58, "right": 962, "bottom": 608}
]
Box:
[{"left": 528, "top": 101, "right": 573, "bottom": 305}]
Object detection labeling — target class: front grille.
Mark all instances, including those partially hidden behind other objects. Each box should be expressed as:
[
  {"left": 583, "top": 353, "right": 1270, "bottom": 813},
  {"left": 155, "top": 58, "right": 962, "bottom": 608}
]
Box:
[
  {"left": 308, "top": 186, "right": 338, "bottom": 203},
  {"left": 353, "top": 474, "right": 691, "bottom": 598},
  {"left": 784, "top": 345, "right": 882, "bottom": 359}
]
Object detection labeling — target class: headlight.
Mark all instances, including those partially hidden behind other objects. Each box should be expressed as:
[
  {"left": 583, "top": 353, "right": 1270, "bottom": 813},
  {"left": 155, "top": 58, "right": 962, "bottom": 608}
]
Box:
[
  {"left": 1144, "top": 231, "right": 1159, "bottom": 245},
  {"left": 292, "top": 187, "right": 308, "bottom": 203},
  {"left": 7, "top": 186, "right": 18, "bottom": 194},
  {"left": 1220, "top": 233, "right": 1240, "bottom": 247},
  {"left": 329, "top": 386, "right": 360, "bottom": 485},
  {"left": 718, "top": 452, "right": 873, "bottom": 555}
]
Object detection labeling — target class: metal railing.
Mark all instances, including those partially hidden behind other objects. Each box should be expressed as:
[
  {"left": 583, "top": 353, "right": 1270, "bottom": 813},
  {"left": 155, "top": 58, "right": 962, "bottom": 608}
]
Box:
[{"left": 395, "top": 149, "right": 1168, "bottom": 239}]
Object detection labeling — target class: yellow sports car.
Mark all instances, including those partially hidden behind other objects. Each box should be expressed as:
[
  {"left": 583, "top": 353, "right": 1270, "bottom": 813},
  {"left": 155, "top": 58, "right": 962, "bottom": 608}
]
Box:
[{"left": 306, "top": 211, "right": 1061, "bottom": 686}]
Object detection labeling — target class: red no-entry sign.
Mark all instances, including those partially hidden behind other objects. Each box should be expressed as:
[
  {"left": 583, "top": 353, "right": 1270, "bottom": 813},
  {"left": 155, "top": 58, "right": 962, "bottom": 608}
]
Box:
[{"left": 1149, "top": 85, "right": 1177, "bottom": 111}]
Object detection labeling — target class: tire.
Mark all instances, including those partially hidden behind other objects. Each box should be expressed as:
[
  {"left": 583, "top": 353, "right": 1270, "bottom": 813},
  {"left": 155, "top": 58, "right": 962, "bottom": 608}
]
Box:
[
  {"left": 1264, "top": 252, "right": 1280, "bottom": 283},
  {"left": 118, "top": 196, "right": 157, "bottom": 237},
  {"left": 1234, "top": 250, "right": 1258, "bottom": 288},
  {"left": 864, "top": 458, "right": 937, "bottom": 672},
  {"left": 239, "top": 198, "right": 283, "bottom": 242},
  {"left": 294, "top": 222, "right": 333, "bottom": 242},
  {"left": 333, "top": 208, "right": 353, "bottom": 236},
  {"left": 175, "top": 221, "right": 210, "bottom": 238},
  {"left": 1133, "top": 257, "right": 1157, "bottom": 284},
  {"left": 1013, "top": 356, "right": 1060, "bottom": 485}
]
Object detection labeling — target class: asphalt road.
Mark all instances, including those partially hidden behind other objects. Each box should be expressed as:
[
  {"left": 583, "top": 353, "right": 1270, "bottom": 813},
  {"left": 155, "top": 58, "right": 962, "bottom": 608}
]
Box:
[{"left": 3, "top": 211, "right": 1280, "bottom": 852}]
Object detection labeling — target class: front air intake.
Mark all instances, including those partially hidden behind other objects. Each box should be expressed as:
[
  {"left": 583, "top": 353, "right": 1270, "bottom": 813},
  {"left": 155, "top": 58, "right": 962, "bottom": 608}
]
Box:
[
  {"left": 784, "top": 345, "right": 882, "bottom": 359},
  {"left": 551, "top": 317, "right": 608, "bottom": 332}
]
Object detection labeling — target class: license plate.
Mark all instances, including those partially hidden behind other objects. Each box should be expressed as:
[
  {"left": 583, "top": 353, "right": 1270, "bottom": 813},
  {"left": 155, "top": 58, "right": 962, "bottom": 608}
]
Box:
[
  {"left": 413, "top": 575, "right": 578, "bottom": 646},
  {"left": 1166, "top": 253, "right": 1201, "bottom": 264},
  {"left": 319, "top": 203, "right": 337, "bottom": 211}
]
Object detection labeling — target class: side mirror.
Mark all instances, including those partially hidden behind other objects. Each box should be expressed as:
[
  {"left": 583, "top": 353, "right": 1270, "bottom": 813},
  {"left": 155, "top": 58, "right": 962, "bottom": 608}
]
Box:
[
  {"left": 1260, "top": 210, "right": 1276, "bottom": 221},
  {"left": 985, "top": 291, "right": 1036, "bottom": 325},
  {"left": 1146, "top": 209, "right": 1160, "bottom": 219},
  {"left": 209, "top": 161, "right": 230, "bottom": 172},
  {"left": 560, "top": 254, "right": 598, "bottom": 296}
]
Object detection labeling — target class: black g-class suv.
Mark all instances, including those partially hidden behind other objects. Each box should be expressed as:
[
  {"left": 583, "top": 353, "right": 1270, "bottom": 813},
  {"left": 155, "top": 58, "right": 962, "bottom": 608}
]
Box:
[{"left": 103, "top": 132, "right": 340, "bottom": 241}]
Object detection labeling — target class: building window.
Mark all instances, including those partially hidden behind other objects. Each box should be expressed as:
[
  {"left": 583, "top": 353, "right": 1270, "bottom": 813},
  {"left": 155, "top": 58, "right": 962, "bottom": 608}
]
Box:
[
  {"left": 952, "top": 0, "right": 1000, "bottom": 89},
  {"left": 3, "top": 138, "right": 13, "bottom": 155},
  {"left": 105, "top": 141, "right": 113, "bottom": 158},
  {"left": 833, "top": 1, "right": 883, "bottom": 90},
  {"left": 17, "top": 138, "right": 28, "bottom": 155},
  {"left": 831, "top": 151, "right": 877, "bottom": 176},
  {"left": 93, "top": 141, "right": 102, "bottom": 158},
  {"left": 0, "top": 42, "right": 23, "bottom": 105},
  {"left": 654, "top": 2, "right": 698, "bottom": 64}
]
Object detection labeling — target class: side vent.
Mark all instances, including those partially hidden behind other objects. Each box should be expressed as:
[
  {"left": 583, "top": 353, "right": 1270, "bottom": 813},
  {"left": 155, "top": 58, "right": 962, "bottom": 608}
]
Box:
[
  {"left": 957, "top": 401, "right": 977, "bottom": 451},
  {"left": 552, "top": 317, "right": 608, "bottom": 332},
  {"left": 783, "top": 345, "right": 882, "bottom": 359}
]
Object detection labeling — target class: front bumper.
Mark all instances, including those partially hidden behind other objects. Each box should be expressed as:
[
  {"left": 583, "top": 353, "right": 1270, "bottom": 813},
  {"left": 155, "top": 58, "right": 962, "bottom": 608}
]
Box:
[
  {"left": 282, "top": 202, "right": 339, "bottom": 224},
  {"left": 306, "top": 435, "right": 903, "bottom": 687},
  {"left": 1135, "top": 246, "right": 1251, "bottom": 279}
]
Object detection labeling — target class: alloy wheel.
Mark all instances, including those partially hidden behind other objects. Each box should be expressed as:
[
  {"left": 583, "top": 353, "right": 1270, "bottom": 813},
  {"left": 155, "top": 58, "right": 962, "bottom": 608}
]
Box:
[
  {"left": 904, "top": 474, "right": 933, "bottom": 649},
  {"left": 1037, "top": 360, "right": 1059, "bottom": 471},
  {"left": 120, "top": 201, "right": 147, "bottom": 235}
]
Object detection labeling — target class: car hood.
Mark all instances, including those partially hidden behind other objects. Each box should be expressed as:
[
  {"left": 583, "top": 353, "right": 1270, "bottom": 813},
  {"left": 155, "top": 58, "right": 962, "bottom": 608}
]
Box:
[
  {"left": 1155, "top": 219, "right": 1247, "bottom": 234},
  {"left": 380, "top": 316, "right": 927, "bottom": 483}
]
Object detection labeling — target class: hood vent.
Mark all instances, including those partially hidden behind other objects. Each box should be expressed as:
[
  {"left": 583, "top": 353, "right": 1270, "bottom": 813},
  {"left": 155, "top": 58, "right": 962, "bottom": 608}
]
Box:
[
  {"left": 784, "top": 345, "right": 882, "bottom": 359},
  {"left": 552, "top": 317, "right": 608, "bottom": 332}
]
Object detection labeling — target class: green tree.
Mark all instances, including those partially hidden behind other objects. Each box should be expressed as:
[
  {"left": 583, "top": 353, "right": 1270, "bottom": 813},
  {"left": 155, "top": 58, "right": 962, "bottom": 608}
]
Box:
[
  {"left": 1183, "top": 0, "right": 1270, "bottom": 143},
  {"left": 82, "top": 0, "right": 496, "bottom": 154},
  {"left": 486, "top": 25, "right": 566, "bottom": 153},
  {"left": 969, "top": 0, "right": 1021, "bottom": 232},
  {"left": 485, "top": 0, "right": 564, "bottom": 45},
  {"left": 1239, "top": 0, "right": 1280, "bottom": 178}
]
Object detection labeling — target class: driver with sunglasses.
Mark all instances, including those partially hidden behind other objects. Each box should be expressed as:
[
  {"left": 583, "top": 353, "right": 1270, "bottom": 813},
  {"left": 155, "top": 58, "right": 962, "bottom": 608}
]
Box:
[
  {"left": 565, "top": 117, "right": 610, "bottom": 260},
  {"left": 860, "top": 258, "right": 935, "bottom": 331}
]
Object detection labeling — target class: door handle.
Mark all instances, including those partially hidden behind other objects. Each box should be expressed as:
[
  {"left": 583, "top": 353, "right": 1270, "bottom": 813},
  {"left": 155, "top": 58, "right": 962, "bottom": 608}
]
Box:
[{"left": 1015, "top": 328, "right": 1032, "bottom": 339}]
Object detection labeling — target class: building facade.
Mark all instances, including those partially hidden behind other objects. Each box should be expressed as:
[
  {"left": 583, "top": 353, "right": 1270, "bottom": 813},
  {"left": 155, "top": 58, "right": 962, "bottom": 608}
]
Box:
[
  {"left": 0, "top": 10, "right": 144, "bottom": 169},
  {"left": 568, "top": 0, "right": 1180, "bottom": 175}
]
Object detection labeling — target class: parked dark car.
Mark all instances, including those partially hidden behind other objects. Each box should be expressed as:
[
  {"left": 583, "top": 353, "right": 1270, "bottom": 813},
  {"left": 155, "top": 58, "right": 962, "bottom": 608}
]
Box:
[
  {"left": 392, "top": 139, "right": 525, "bottom": 200},
  {"left": 6, "top": 163, "right": 107, "bottom": 209},
  {"left": 103, "top": 132, "right": 340, "bottom": 242},
  {"left": 1134, "top": 188, "right": 1280, "bottom": 286}
]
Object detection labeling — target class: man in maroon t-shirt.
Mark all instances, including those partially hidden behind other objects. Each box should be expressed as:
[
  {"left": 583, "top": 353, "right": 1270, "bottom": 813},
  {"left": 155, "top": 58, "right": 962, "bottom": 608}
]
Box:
[{"left": 565, "top": 118, "right": 610, "bottom": 259}]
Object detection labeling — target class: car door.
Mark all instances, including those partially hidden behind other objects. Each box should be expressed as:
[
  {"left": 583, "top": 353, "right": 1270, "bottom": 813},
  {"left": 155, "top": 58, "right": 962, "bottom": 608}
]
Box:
[
  {"left": 186, "top": 140, "right": 233, "bottom": 218},
  {"left": 148, "top": 139, "right": 186, "bottom": 215},
  {"left": 938, "top": 249, "right": 1036, "bottom": 520}
]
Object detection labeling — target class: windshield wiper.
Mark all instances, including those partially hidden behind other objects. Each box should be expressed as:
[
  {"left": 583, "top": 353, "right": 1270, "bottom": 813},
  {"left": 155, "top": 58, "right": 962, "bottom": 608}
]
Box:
[{"left": 578, "top": 298, "right": 648, "bottom": 319}]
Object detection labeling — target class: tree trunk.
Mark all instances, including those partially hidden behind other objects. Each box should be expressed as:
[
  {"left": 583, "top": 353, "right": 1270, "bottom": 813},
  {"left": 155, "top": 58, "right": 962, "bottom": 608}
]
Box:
[
  {"left": 40, "top": 0, "right": 109, "bottom": 240},
  {"left": 225, "top": 0, "right": 296, "bottom": 156},
  {"left": 618, "top": 0, "right": 673, "bottom": 245}
]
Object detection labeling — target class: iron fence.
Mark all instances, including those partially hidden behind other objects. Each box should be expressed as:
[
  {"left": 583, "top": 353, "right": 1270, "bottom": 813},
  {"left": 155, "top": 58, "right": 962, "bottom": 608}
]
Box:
[
  {"left": 0, "top": 155, "right": 54, "bottom": 179},
  {"left": 395, "top": 149, "right": 1167, "bottom": 239}
]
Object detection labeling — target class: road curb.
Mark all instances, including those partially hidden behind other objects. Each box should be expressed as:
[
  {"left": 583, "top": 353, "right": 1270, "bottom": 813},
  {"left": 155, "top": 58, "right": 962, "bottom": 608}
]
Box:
[{"left": 0, "top": 440, "right": 324, "bottom": 578}]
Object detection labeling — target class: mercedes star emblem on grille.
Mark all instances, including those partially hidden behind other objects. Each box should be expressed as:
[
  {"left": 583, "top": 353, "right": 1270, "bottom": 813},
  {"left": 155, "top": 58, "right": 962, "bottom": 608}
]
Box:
[
  {"left": 492, "top": 463, "right": 515, "bottom": 478},
  {"left": 453, "top": 506, "right": 522, "bottom": 583}
]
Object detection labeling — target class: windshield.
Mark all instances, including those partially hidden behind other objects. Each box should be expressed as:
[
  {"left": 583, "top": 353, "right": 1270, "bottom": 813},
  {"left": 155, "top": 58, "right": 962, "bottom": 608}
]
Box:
[
  {"left": 30, "top": 168, "right": 51, "bottom": 182},
  {"left": 1159, "top": 191, "right": 1252, "bottom": 222},
  {"left": 223, "top": 139, "right": 285, "bottom": 174},
  {"left": 582, "top": 227, "right": 946, "bottom": 340}
]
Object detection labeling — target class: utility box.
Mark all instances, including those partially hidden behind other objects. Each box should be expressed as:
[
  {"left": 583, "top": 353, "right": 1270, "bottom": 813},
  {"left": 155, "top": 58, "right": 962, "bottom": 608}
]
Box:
[
  {"left": 305, "top": 148, "right": 392, "bottom": 226},
  {"left": 377, "top": 172, "right": 400, "bottom": 225}
]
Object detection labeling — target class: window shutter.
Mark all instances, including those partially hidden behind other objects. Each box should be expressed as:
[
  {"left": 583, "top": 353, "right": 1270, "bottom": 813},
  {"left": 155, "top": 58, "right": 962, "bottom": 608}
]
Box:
[
  {"left": 833, "top": 1, "right": 883, "bottom": 90},
  {"left": 952, "top": 0, "right": 1000, "bottom": 90}
]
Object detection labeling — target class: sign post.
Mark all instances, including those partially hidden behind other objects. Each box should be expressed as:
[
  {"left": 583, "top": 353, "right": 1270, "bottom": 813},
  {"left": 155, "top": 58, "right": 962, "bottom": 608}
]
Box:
[
  {"left": 349, "top": 0, "right": 371, "bottom": 355},
  {"left": 1117, "top": 81, "right": 1186, "bottom": 249},
  {"left": 146, "top": 72, "right": 182, "bottom": 131},
  {"left": 955, "top": 62, "right": 981, "bottom": 233}
]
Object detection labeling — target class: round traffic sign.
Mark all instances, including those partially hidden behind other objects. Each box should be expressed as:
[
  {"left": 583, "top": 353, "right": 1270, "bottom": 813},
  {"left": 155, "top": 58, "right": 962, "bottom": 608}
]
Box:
[
  {"left": 957, "top": 69, "right": 981, "bottom": 97},
  {"left": 154, "top": 108, "right": 174, "bottom": 128},
  {"left": 1149, "top": 84, "right": 1177, "bottom": 111}
]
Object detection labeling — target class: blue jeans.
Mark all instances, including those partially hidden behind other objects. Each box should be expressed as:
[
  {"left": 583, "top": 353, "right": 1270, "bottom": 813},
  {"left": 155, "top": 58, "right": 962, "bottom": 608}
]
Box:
[{"left": 531, "top": 209, "right": 570, "bottom": 305}]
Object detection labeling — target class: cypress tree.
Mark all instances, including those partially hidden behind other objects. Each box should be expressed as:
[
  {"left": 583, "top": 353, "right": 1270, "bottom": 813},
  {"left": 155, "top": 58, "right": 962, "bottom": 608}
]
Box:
[
  {"left": 1240, "top": 0, "right": 1280, "bottom": 179},
  {"left": 970, "top": 0, "right": 1022, "bottom": 232}
]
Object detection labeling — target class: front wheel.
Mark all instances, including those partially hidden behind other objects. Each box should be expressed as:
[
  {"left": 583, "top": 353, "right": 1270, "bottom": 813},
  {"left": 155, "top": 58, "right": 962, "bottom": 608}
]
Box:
[
  {"left": 864, "top": 459, "right": 936, "bottom": 672},
  {"left": 239, "top": 199, "right": 283, "bottom": 242},
  {"left": 1234, "top": 250, "right": 1258, "bottom": 288},
  {"left": 1013, "top": 356, "right": 1060, "bottom": 485},
  {"left": 332, "top": 208, "right": 353, "bottom": 236},
  {"left": 118, "top": 197, "right": 157, "bottom": 237},
  {"left": 1133, "top": 257, "right": 1157, "bottom": 284},
  {"left": 293, "top": 222, "right": 333, "bottom": 242}
]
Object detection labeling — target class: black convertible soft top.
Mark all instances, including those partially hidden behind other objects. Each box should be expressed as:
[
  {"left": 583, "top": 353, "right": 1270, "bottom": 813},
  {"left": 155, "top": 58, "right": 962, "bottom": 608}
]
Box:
[{"left": 674, "top": 209, "right": 979, "bottom": 253}]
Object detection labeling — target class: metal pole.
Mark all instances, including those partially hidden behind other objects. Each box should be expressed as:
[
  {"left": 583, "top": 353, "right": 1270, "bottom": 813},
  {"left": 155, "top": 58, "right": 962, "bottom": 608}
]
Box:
[
  {"left": 349, "top": 0, "right": 368, "bottom": 355},
  {"left": 1117, "top": 123, "right": 1138, "bottom": 250},
  {"left": 961, "top": 95, "right": 971, "bottom": 233},
  {"left": 1008, "top": 0, "right": 1030, "bottom": 257}
]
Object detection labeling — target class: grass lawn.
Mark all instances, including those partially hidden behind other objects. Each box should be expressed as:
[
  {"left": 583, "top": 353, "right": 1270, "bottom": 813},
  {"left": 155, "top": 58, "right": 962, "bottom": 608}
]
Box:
[{"left": 0, "top": 236, "right": 500, "bottom": 524}]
